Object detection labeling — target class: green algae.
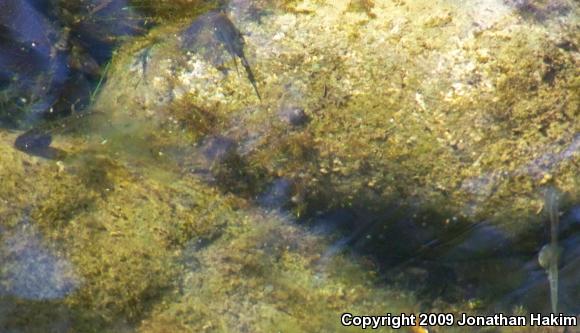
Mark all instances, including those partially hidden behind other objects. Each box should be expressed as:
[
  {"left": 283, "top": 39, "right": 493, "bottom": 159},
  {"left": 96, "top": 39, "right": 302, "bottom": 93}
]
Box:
[
  {"left": 347, "top": 0, "right": 376, "bottom": 17},
  {"left": 88, "top": 0, "right": 578, "bottom": 243},
  {"left": 1, "top": 0, "right": 579, "bottom": 331},
  {"left": 0, "top": 131, "right": 425, "bottom": 332},
  {"left": 128, "top": 0, "right": 221, "bottom": 22},
  {"left": 138, "top": 211, "right": 418, "bottom": 333}
]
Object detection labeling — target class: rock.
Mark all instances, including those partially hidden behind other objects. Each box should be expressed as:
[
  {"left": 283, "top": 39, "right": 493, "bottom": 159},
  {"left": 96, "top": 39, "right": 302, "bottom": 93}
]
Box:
[
  {"left": 97, "top": 0, "right": 579, "bottom": 237},
  {"left": 93, "top": 1, "right": 579, "bottom": 310}
]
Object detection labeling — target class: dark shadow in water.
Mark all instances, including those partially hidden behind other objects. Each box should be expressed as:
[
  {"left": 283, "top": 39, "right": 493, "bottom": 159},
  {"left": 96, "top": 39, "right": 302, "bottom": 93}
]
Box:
[
  {"left": 181, "top": 90, "right": 579, "bottom": 316},
  {"left": 504, "top": 0, "right": 572, "bottom": 21},
  {"left": 299, "top": 199, "right": 579, "bottom": 315}
]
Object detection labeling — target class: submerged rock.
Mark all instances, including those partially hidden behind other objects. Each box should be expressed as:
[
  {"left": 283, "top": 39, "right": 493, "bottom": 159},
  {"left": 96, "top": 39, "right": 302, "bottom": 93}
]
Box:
[
  {"left": 0, "top": 0, "right": 69, "bottom": 127},
  {"left": 0, "top": 0, "right": 578, "bottom": 331},
  {"left": 99, "top": 0, "right": 579, "bottom": 237},
  {"left": 93, "top": 3, "right": 579, "bottom": 319},
  {"left": 0, "top": 129, "right": 419, "bottom": 333}
]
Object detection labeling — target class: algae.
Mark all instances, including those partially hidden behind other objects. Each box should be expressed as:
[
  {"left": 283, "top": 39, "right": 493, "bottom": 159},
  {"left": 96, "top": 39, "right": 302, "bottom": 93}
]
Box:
[
  {"left": 1, "top": 0, "right": 579, "bottom": 332},
  {"left": 91, "top": 0, "right": 578, "bottom": 277},
  {"left": 0, "top": 129, "right": 425, "bottom": 332}
]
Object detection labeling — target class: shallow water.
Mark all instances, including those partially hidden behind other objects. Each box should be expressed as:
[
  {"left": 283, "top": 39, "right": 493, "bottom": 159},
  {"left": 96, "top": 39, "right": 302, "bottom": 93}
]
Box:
[{"left": 0, "top": 0, "right": 579, "bottom": 332}]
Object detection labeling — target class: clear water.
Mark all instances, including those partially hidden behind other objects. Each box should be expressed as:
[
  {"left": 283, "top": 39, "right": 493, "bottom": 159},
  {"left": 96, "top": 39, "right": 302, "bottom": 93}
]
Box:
[{"left": 0, "top": 0, "right": 578, "bottom": 332}]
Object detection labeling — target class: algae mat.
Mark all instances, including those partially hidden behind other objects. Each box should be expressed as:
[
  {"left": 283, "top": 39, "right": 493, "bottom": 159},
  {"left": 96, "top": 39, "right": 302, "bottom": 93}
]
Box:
[{"left": 1, "top": 0, "right": 579, "bottom": 332}]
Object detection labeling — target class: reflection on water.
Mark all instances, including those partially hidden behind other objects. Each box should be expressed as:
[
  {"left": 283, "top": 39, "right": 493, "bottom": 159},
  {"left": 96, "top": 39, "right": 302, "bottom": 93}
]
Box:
[{"left": 0, "top": 0, "right": 579, "bottom": 332}]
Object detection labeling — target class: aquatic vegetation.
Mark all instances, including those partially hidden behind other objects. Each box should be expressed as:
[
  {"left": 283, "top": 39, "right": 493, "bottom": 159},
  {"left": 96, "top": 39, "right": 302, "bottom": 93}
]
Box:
[
  {"left": 1, "top": 0, "right": 579, "bottom": 332},
  {"left": 347, "top": 0, "right": 376, "bottom": 17},
  {"left": 128, "top": 0, "right": 220, "bottom": 21},
  {"left": 99, "top": 0, "right": 579, "bottom": 235}
]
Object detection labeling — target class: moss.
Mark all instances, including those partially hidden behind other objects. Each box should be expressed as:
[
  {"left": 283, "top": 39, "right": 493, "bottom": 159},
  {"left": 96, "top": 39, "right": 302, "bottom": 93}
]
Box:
[{"left": 57, "top": 0, "right": 219, "bottom": 26}]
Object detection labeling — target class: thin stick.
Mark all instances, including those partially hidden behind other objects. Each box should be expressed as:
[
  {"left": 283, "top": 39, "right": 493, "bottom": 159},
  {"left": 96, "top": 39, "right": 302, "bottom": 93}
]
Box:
[
  {"left": 90, "top": 61, "right": 111, "bottom": 103},
  {"left": 547, "top": 189, "right": 559, "bottom": 314}
]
